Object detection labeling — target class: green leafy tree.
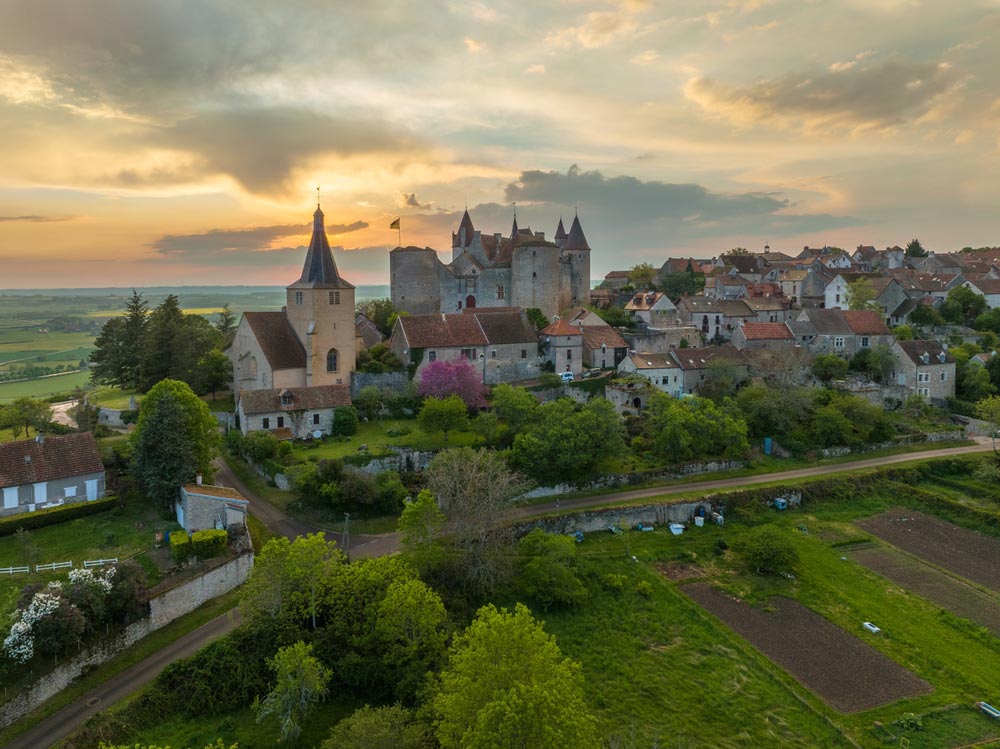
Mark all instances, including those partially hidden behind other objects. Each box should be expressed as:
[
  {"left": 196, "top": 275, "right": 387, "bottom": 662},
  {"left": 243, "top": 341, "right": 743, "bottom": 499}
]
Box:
[
  {"left": 659, "top": 270, "right": 705, "bottom": 302},
  {"left": 3, "top": 397, "right": 50, "bottom": 437},
  {"left": 239, "top": 533, "right": 346, "bottom": 629},
  {"left": 510, "top": 398, "right": 625, "bottom": 485},
  {"left": 418, "top": 395, "right": 469, "bottom": 442},
  {"left": 398, "top": 489, "right": 446, "bottom": 576},
  {"left": 323, "top": 705, "right": 432, "bottom": 749},
  {"left": 958, "top": 364, "right": 995, "bottom": 403},
  {"left": 216, "top": 303, "right": 237, "bottom": 346},
  {"left": 846, "top": 278, "right": 879, "bottom": 311},
  {"left": 490, "top": 383, "right": 539, "bottom": 441},
  {"left": 356, "top": 298, "right": 398, "bottom": 336},
  {"left": 976, "top": 395, "right": 1000, "bottom": 452},
  {"left": 431, "top": 603, "right": 600, "bottom": 749},
  {"left": 941, "top": 286, "right": 987, "bottom": 326},
  {"left": 254, "top": 640, "right": 331, "bottom": 744},
  {"left": 734, "top": 526, "right": 798, "bottom": 575},
  {"left": 908, "top": 303, "right": 944, "bottom": 329},
  {"left": 644, "top": 392, "right": 749, "bottom": 464},
  {"left": 628, "top": 262, "right": 656, "bottom": 290},
  {"left": 357, "top": 343, "right": 404, "bottom": 374},
  {"left": 354, "top": 385, "right": 385, "bottom": 421},
  {"left": 524, "top": 307, "right": 549, "bottom": 331},
  {"left": 811, "top": 354, "right": 848, "bottom": 383},
  {"left": 196, "top": 348, "right": 232, "bottom": 399},
  {"left": 517, "top": 529, "right": 588, "bottom": 610},
  {"left": 849, "top": 345, "right": 895, "bottom": 384},
  {"left": 893, "top": 324, "right": 915, "bottom": 341},
  {"left": 88, "top": 317, "right": 130, "bottom": 389},
  {"left": 100, "top": 742, "right": 236, "bottom": 749},
  {"left": 131, "top": 379, "right": 220, "bottom": 508},
  {"left": 905, "top": 238, "right": 927, "bottom": 257},
  {"left": 698, "top": 359, "right": 741, "bottom": 401},
  {"left": 139, "top": 294, "right": 185, "bottom": 390}
]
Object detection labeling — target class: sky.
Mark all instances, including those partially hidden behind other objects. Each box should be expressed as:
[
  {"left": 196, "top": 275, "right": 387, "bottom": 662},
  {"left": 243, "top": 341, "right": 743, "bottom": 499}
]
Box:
[{"left": 0, "top": 0, "right": 998, "bottom": 288}]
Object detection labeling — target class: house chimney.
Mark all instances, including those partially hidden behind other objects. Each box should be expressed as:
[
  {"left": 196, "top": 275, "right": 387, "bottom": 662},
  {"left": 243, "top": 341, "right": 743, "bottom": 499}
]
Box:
[{"left": 196, "top": 474, "right": 203, "bottom": 486}]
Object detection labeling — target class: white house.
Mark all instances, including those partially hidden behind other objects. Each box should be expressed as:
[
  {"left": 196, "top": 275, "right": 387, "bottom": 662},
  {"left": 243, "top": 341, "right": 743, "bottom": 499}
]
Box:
[
  {"left": 617, "top": 352, "right": 684, "bottom": 397},
  {"left": 0, "top": 433, "right": 105, "bottom": 518}
]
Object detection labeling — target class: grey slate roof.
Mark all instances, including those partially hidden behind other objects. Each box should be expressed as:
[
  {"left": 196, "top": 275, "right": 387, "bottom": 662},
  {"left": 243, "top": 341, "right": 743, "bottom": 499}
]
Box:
[{"left": 243, "top": 312, "right": 306, "bottom": 371}]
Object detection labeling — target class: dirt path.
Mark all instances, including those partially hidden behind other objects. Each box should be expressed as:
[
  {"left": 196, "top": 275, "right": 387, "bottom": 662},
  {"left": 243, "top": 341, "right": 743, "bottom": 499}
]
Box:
[{"left": 49, "top": 399, "right": 78, "bottom": 428}]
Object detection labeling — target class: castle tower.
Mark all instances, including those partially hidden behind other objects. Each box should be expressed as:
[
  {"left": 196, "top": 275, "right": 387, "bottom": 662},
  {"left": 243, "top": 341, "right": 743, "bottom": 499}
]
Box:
[
  {"left": 562, "top": 213, "right": 592, "bottom": 309},
  {"left": 554, "top": 217, "right": 567, "bottom": 248},
  {"left": 451, "top": 209, "right": 476, "bottom": 260},
  {"left": 286, "top": 204, "right": 356, "bottom": 386}
]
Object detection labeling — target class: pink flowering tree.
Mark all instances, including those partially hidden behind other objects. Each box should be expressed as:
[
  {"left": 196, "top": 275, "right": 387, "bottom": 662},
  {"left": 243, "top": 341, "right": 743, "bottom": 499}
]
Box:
[{"left": 418, "top": 358, "right": 487, "bottom": 408}]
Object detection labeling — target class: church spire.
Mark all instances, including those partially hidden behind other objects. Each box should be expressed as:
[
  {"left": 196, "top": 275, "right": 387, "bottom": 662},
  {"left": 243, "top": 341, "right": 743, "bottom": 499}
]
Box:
[
  {"left": 455, "top": 208, "right": 475, "bottom": 248},
  {"left": 291, "top": 203, "right": 354, "bottom": 289},
  {"left": 510, "top": 203, "right": 519, "bottom": 243}
]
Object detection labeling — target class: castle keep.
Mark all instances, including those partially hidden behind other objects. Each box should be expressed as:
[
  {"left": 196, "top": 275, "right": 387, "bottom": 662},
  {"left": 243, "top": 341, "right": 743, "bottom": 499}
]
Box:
[{"left": 390, "top": 209, "right": 592, "bottom": 319}]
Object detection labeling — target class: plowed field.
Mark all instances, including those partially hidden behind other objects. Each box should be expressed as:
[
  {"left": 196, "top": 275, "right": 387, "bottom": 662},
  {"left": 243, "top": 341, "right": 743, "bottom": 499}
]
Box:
[{"left": 683, "top": 584, "right": 932, "bottom": 713}]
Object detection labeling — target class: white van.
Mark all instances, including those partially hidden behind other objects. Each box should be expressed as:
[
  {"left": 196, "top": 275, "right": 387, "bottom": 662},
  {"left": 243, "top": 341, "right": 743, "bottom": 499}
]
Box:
[{"left": 560, "top": 371, "right": 575, "bottom": 382}]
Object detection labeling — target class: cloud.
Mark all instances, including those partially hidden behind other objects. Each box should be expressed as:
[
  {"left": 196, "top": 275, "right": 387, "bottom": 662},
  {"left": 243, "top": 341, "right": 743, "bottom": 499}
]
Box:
[
  {"left": 0, "top": 215, "right": 69, "bottom": 222},
  {"left": 396, "top": 192, "right": 433, "bottom": 210},
  {"left": 685, "top": 58, "right": 965, "bottom": 132},
  {"left": 149, "top": 221, "right": 368, "bottom": 257},
  {"left": 630, "top": 50, "right": 660, "bottom": 65},
  {"left": 155, "top": 106, "right": 422, "bottom": 193},
  {"left": 546, "top": 4, "right": 644, "bottom": 49},
  {"left": 464, "top": 38, "right": 483, "bottom": 53},
  {"left": 525, "top": 64, "right": 546, "bottom": 75}
]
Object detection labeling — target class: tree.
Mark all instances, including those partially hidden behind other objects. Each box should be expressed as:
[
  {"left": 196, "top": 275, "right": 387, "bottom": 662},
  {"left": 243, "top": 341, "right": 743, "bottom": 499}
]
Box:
[
  {"left": 356, "top": 298, "right": 398, "bottom": 336},
  {"left": 374, "top": 577, "right": 449, "bottom": 699},
  {"left": 941, "top": 286, "right": 987, "bottom": 327},
  {"left": 254, "top": 640, "right": 331, "bottom": 744},
  {"left": 628, "top": 262, "right": 656, "bottom": 290},
  {"left": 323, "top": 705, "right": 432, "bottom": 749},
  {"left": 357, "top": 343, "right": 404, "bottom": 374},
  {"left": 846, "top": 278, "right": 879, "bottom": 311},
  {"left": 398, "top": 489, "right": 447, "bottom": 576},
  {"left": 909, "top": 304, "right": 944, "bottom": 329},
  {"left": 905, "top": 238, "right": 927, "bottom": 257},
  {"left": 418, "top": 396, "right": 469, "bottom": 442},
  {"left": 195, "top": 349, "right": 232, "bottom": 399},
  {"left": 490, "top": 383, "right": 539, "bottom": 439},
  {"left": 643, "top": 392, "right": 749, "bottom": 464},
  {"left": 139, "top": 294, "right": 185, "bottom": 390},
  {"left": 517, "top": 529, "right": 588, "bottom": 610},
  {"left": 733, "top": 526, "right": 798, "bottom": 575},
  {"left": 88, "top": 317, "right": 130, "bottom": 389},
  {"left": 240, "top": 533, "right": 346, "bottom": 629},
  {"left": 510, "top": 398, "right": 625, "bottom": 486},
  {"left": 431, "top": 603, "right": 600, "bottom": 749},
  {"left": 130, "top": 379, "right": 220, "bottom": 508},
  {"left": 659, "top": 270, "right": 704, "bottom": 302},
  {"left": 524, "top": 307, "right": 549, "bottom": 331},
  {"left": 698, "top": 359, "right": 740, "bottom": 401},
  {"left": 354, "top": 385, "right": 386, "bottom": 421},
  {"left": 3, "top": 397, "right": 50, "bottom": 437},
  {"left": 893, "top": 324, "right": 914, "bottom": 341},
  {"left": 849, "top": 345, "right": 894, "bottom": 384},
  {"left": 811, "top": 354, "right": 848, "bottom": 383},
  {"left": 100, "top": 742, "right": 236, "bottom": 749},
  {"left": 976, "top": 395, "right": 1000, "bottom": 453},
  {"left": 216, "top": 303, "right": 237, "bottom": 345},
  {"left": 417, "top": 359, "right": 486, "bottom": 408},
  {"left": 958, "top": 364, "right": 995, "bottom": 403}
]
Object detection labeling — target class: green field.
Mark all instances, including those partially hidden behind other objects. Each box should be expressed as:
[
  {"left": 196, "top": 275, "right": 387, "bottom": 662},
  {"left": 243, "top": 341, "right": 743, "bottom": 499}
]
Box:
[
  {"left": 86, "top": 462, "right": 1000, "bottom": 749},
  {"left": 0, "top": 370, "right": 91, "bottom": 403},
  {"left": 292, "top": 418, "right": 483, "bottom": 461}
]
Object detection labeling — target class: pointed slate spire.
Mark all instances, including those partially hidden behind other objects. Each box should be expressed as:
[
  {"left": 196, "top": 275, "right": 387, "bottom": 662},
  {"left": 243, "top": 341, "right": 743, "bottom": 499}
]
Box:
[
  {"left": 456, "top": 208, "right": 475, "bottom": 248},
  {"left": 554, "top": 217, "right": 567, "bottom": 241},
  {"left": 290, "top": 204, "right": 354, "bottom": 289},
  {"left": 510, "top": 205, "right": 519, "bottom": 243},
  {"left": 563, "top": 212, "right": 590, "bottom": 251}
]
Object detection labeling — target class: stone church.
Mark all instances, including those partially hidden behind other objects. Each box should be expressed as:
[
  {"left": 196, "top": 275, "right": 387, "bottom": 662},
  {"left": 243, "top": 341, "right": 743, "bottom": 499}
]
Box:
[
  {"left": 227, "top": 204, "right": 357, "bottom": 404},
  {"left": 390, "top": 209, "right": 592, "bottom": 319}
]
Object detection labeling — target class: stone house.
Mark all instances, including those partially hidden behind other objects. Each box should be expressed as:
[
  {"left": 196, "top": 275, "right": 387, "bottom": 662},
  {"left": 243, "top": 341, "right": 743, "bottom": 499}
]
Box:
[
  {"left": 789, "top": 309, "right": 891, "bottom": 358},
  {"left": 743, "top": 297, "right": 791, "bottom": 323},
  {"left": 354, "top": 313, "right": 383, "bottom": 349},
  {"left": 539, "top": 319, "right": 584, "bottom": 376},
  {"left": 704, "top": 275, "right": 749, "bottom": 300},
  {"left": 617, "top": 352, "right": 684, "bottom": 397},
  {"left": 674, "top": 298, "right": 755, "bottom": 342},
  {"left": 389, "top": 308, "right": 542, "bottom": 384},
  {"left": 962, "top": 278, "right": 1000, "bottom": 309},
  {"left": 731, "top": 322, "right": 795, "bottom": 351},
  {"left": 601, "top": 270, "right": 631, "bottom": 290},
  {"left": 237, "top": 384, "right": 352, "bottom": 437},
  {"left": 776, "top": 268, "right": 812, "bottom": 303},
  {"left": 624, "top": 291, "right": 677, "bottom": 325},
  {"left": 669, "top": 344, "right": 749, "bottom": 395},
  {"left": 578, "top": 324, "right": 628, "bottom": 369},
  {"left": 176, "top": 480, "right": 249, "bottom": 533},
  {"left": 824, "top": 272, "right": 882, "bottom": 309},
  {"left": 891, "top": 270, "right": 964, "bottom": 302},
  {"left": 891, "top": 340, "right": 956, "bottom": 403},
  {"left": 1, "top": 433, "right": 105, "bottom": 518}
]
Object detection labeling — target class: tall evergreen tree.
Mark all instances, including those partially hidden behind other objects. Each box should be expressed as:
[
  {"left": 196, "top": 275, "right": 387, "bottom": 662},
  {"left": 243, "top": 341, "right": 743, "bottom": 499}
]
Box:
[
  {"left": 89, "top": 316, "right": 129, "bottom": 387},
  {"left": 216, "top": 303, "right": 237, "bottom": 346},
  {"left": 120, "top": 290, "right": 149, "bottom": 389},
  {"left": 139, "top": 295, "right": 185, "bottom": 391}
]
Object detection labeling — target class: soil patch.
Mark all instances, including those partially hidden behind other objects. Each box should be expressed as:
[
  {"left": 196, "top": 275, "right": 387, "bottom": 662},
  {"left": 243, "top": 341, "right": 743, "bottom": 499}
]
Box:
[
  {"left": 857, "top": 509, "right": 1000, "bottom": 594},
  {"left": 682, "top": 583, "right": 931, "bottom": 713},
  {"left": 850, "top": 546, "right": 1000, "bottom": 637},
  {"left": 654, "top": 561, "right": 705, "bottom": 581}
]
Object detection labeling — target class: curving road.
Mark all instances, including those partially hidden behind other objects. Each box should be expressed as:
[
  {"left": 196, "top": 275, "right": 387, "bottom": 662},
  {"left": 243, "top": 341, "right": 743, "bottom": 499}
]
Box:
[{"left": 11, "top": 438, "right": 992, "bottom": 748}]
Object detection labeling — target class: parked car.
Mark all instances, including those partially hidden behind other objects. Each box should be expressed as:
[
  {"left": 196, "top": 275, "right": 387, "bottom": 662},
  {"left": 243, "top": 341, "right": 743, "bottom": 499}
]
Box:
[{"left": 560, "top": 371, "right": 575, "bottom": 382}]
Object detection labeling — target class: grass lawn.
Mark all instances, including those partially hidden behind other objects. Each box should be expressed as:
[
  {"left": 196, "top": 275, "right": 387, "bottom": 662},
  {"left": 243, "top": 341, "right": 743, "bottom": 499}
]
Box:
[
  {"left": 88, "top": 386, "right": 140, "bottom": 410},
  {"left": 0, "top": 370, "right": 91, "bottom": 403},
  {"left": 201, "top": 393, "right": 235, "bottom": 413},
  {"left": 292, "top": 418, "right": 482, "bottom": 461}
]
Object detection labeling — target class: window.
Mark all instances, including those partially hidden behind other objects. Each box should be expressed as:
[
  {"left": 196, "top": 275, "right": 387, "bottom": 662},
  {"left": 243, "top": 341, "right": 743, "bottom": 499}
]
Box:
[
  {"left": 941, "top": 371, "right": 947, "bottom": 381},
  {"left": 2, "top": 487, "right": 16, "bottom": 510},
  {"left": 919, "top": 387, "right": 929, "bottom": 397},
  {"left": 313, "top": 413, "right": 320, "bottom": 425},
  {"left": 918, "top": 372, "right": 930, "bottom": 383},
  {"left": 64, "top": 486, "right": 78, "bottom": 498},
  {"left": 428, "top": 350, "right": 437, "bottom": 362},
  {"left": 521, "top": 349, "right": 526, "bottom": 359},
  {"left": 835, "top": 294, "right": 840, "bottom": 303},
  {"left": 465, "top": 278, "right": 475, "bottom": 291},
  {"left": 280, "top": 394, "right": 292, "bottom": 406},
  {"left": 295, "top": 291, "right": 303, "bottom": 305},
  {"left": 326, "top": 348, "right": 339, "bottom": 372},
  {"left": 566, "top": 350, "right": 572, "bottom": 360},
  {"left": 329, "top": 290, "right": 340, "bottom": 305},
  {"left": 249, "top": 356, "right": 258, "bottom": 379},
  {"left": 277, "top": 416, "right": 285, "bottom": 428},
  {"left": 834, "top": 336, "right": 845, "bottom": 348},
  {"left": 491, "top": 350, "right": 497, "bottom": 358},
  {"left": 496, "top": 285, "right": 505, "bottom": 300},
  {"left": 861, "top": 336, "right": 870, "bottom": 348},
  {"left": 262, "top": 417, "right": 270, "bottom": 429},
  {"left": 460, "top": 348, "right": 476, "bottom": 360}
]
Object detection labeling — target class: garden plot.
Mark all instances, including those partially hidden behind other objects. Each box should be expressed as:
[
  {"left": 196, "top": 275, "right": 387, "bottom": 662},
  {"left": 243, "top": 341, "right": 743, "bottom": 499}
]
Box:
[
  {"left": 857, "top": 509, "right": 1000, "bottom": 594},
  {"left": 850, "top": 545, "right": 1000, "bottom": 636},
  {"left": 682, "top": 584, "right": 932, "bottom": 713}
]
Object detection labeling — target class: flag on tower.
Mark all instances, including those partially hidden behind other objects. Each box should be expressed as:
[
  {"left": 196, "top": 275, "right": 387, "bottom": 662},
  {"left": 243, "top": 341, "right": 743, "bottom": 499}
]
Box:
[{"left": 389, "top": 217, "right": 400, "bottom": 230}]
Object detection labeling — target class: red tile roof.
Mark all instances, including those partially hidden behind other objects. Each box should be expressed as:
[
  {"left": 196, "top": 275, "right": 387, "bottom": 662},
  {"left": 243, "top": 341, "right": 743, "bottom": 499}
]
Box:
[
  {"left": 0, "top": 433, "right": 103, "bottom": 489},
  {"left": 239, "top": 385, "right": 351, "bottom": 416},
  {"left": 741, "top": 322, "right": 793, "bottom": 340},
  {"left": 580, "top": 324, "right": 628, "bottom": 351},
  {"left": 243, "top": 312, "right": 306, "bottom": 371},
  {"left": 540, "top": 319, "right": 581, "bottom": 337},
  {"left": 397, "top": 313, "right": 489, "bottom": 349},
  {"left": 841, "top": 310, "right": 890, "bottom": 336}
]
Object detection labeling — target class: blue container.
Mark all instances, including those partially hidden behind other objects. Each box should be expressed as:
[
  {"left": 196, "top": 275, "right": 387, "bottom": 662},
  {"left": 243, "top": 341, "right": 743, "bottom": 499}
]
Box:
[{"left": 764, "top": 437, "right": 773, "bottom": 456}]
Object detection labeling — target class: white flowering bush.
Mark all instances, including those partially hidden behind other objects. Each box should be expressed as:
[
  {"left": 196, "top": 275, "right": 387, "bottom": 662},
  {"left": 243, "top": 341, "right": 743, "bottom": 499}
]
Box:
[
  {"left": 68, "top": 567, "right": 114, "bottom": 594},
  {"left": 3, "top": 620, "right": 33, "bottom": 663}
]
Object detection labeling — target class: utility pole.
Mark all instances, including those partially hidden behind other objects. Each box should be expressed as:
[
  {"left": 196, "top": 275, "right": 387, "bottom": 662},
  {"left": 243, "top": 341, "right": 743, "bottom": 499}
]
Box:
[{"left": 343, "top": 512, "right": 351, "bottom": 562}]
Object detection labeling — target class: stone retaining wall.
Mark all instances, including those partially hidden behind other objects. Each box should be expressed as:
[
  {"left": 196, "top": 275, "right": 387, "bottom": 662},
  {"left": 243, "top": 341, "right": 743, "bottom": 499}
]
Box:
[{"left": 0, "top": 553, "right": 253, "bottom": 728}]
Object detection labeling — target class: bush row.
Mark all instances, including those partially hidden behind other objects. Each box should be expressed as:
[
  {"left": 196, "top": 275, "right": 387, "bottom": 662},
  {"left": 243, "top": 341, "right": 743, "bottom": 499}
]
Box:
[
  {"left": 169, "top": 529, "right": 230, "bottom": 562},
  {"left": 0, "top": 497, "right": 117, "bottom": 538}
]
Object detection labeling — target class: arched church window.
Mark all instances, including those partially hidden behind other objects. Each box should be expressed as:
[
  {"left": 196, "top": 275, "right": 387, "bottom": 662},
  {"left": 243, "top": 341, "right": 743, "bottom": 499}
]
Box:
[
  {"left": 327, "top": 349, "right": 339, "bottom": 373},
  {"left": 249, "top": 356, "right": 258, "bottom": 378}
]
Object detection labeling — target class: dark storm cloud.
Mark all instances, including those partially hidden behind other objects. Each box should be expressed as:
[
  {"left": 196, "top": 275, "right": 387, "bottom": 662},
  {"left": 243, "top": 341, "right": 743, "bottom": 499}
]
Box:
[
  {"left": 149, "top": 221, "right": 368, "bottom": 256},
  {"left": 156, "top": 107, "right": 422, "bottom": 193},
  {"left": 686, "top": 58, "right": 964, "bottom": 129}
]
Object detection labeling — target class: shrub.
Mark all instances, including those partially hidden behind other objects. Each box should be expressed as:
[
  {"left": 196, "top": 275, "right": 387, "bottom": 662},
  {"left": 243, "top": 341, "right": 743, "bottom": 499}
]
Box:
[
  {"left": 242, "top": 431, "right": 281, "bottom": 463},
  {"left": 0, "top": 497, "right": 117, "bottom": 538},
  {"left": 191, "top": 529, "right": 229, "bottom": 559},
  {"left": 170, "top": 531, "right": 192, "bottom": 563},
  {"left": 602, "top": 573, "right": 627, "bottom": 592},
  {"left": 331, "top": 406, "right": 359, "bottom": 437},
  {"left": 635, "top": 580, "right": 653, "bottom": 597},
  {"left": 733, "top": 526, "right": 798, "bottom": 575},
  {"left": 538, "top": 372, "right": 562, "bottom": 389}
]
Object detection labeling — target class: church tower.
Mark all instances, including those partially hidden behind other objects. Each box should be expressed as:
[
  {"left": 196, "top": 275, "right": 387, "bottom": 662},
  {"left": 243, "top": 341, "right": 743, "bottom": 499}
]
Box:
[{"left": 286, "top": 204, "right": 356, "bottom": 386}]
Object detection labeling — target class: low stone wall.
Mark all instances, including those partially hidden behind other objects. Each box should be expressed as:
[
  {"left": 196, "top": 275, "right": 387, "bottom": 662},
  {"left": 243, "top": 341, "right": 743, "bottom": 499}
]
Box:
[
  {"left": 818, "top": 430, "right": 966, "bottom": 458},
  {"left": 518, "top": 500, "right": 714, "bottom": 535},
  {"left": 96, "top": 407, "right": 128, "bottom": 428},
  {"left": 518, "top": 460, "right": 746, "bottom": 499},
  {"left": 350, "top": 372, "right": 410, "bottom": 397},
  {"left": 0, "top": 553, "right": 253, "bottom": 728}
]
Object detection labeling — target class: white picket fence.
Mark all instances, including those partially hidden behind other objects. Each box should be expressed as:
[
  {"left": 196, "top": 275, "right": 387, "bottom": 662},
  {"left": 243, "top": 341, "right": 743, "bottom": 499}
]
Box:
[
  {"left": 83, "top": 558, "right": 118, "bottom": 568},
  {"left": 0, "top": 565, "right": 30, "bottom": 575},
  {"left": 35, "top": 561, "right": 73, "bottom": 573}
]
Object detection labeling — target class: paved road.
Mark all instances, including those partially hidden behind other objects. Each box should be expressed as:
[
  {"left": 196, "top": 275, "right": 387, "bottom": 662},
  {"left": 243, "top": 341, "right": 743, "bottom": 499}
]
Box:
[
  {"left": 16, "top": 439, "right": 991, "bottom": 748},
  {"left": 6, "top": 610, "right": 241, "bottom": 749},
  {"left": 49, "top": 400, "right": 79, "bottom": 429}
]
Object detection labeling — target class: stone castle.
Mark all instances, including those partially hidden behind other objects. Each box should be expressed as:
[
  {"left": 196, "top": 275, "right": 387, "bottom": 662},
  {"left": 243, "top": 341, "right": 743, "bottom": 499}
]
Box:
[{"left": 390, "top": 209, "right": 592, "bottom": 319}]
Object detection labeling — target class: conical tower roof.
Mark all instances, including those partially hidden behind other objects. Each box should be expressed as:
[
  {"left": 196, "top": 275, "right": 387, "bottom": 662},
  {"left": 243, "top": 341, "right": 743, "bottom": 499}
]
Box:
[
  {"left": 554, "top": 217, "right": 567, "bottom": 240},
  {"left": 289, "top": 205, "right": 354, "bottom": 289},
  {"left": 455, "top": 209, "right": 476, "bottom": 248},
  {"left": 563, "top": 214, "right": 590, "bottom": 251},
  {"left": 510, "top": 213, "right": 520, "bottom": 243}
]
